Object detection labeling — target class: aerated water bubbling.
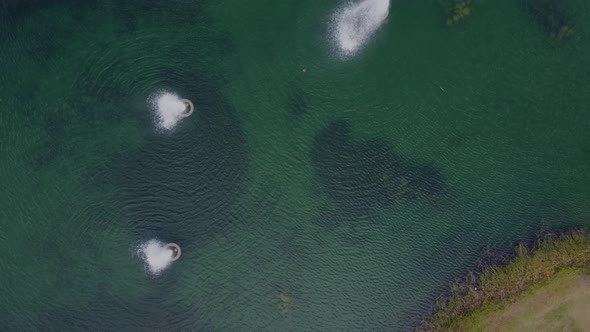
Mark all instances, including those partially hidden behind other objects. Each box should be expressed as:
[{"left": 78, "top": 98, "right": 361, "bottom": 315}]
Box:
[
  {"left": 332, "top": 0, "right": 390, "bottom": 56},
  {"left": 136, "top": 239, "right": 175, "bottom": 276},
  {"left": 151, "top": 92, "right": 189, "bottom": 131}
]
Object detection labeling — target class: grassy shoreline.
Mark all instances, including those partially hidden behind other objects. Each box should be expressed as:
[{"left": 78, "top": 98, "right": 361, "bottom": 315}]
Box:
[
  {"left": 459, "top": 268, "right": 590, "bottom": 330},
  {"left": 418, "top": 230, "right": 590, "bottom": 331}
]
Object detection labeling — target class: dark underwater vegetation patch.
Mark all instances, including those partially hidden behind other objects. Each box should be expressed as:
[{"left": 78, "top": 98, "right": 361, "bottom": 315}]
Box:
[
  {"left": 35, "top": 289, "right": 214, "bottom": 332},
  {"left": 111, "top": 0, "right": 203, "bottom": 33},
  {"left": 28, "top": 76, "right": 129, "bottom": 171},
  {"left": 311, "top": 120, "right": 447, "bottom": 217},
  {"left": 523, "top": 0, "right": 575, "bottom": 38},
  {"left": 0, "top": 0, "right": 98, "bottom": 24},
  {"left": 286, "top": 87, "right": 310, "bottom": 118},
  {"left": 110, "top": 0, "right": 235, "bottom": 55},
  {"left": 24, "top": 31, "right": 61, "bottom": 61},
  {"left": 1, "top": 0, "right": 63, "bottom": 14},
  {"left": 30, "top": 112, "right": 67, "bottom": 170}
]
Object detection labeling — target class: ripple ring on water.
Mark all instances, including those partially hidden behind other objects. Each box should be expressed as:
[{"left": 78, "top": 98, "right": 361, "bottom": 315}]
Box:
[
  {"left": 165, "top": 243, "right": 182, "bottom": 261},
  {"left": 180, "top": 99, "right": 194, "bottom": 118}
]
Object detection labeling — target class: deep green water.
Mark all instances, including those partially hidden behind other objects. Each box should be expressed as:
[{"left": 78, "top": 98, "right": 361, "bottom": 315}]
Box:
[{"left": 0, "top": 0, "right": 589, "bottom": 330}]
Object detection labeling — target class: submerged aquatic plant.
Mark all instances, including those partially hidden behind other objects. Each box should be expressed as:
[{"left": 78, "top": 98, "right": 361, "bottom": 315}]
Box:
[
  {"left": 525, "top": 0, "right": 575, "bottom": 39},
  {"left": 277, "top": 292, "right": 292, "bottom": 316},
  {"left": 438, "top": 0, "right": 472, "bottom": 26}
]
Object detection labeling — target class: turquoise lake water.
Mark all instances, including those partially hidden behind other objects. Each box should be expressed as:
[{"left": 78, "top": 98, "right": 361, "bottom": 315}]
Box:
[{"left": 0, "top": 0, "right": 589, "bottom": 330}]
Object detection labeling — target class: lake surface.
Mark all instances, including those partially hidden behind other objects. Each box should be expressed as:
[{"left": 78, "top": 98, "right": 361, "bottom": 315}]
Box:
[{"left": 0, "top": 0, "right": 588, "bottom": 330}]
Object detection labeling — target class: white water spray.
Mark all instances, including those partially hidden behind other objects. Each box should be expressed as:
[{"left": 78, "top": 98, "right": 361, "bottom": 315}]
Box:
[
  {"left": 332, "top": 0, "right": 390, "bottom": 56},
  {"left": 136, "top": 239, "right": 175, "bottom": 275},
  {"left": 150, "top": 92, "right": 190, "bottom": 131}
]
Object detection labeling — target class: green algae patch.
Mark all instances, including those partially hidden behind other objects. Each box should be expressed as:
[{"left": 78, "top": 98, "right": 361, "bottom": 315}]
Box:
[{"left": 418, "top": 230, "right": 590, "bottom": 331}]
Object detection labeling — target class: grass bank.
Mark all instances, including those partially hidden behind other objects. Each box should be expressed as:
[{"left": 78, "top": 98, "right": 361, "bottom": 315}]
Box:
[
  {"left": 418, "top": 230, "right": 590, "bottom": 331},
  {"left": 459, "top": 269, "right": 590, "bottom": 331}
]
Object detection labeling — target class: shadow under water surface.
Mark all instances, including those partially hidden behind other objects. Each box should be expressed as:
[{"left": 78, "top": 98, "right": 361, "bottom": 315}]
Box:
[
  {"left": 311, "top": 120, "right": 448, "bottom": 219},
  {"left": 37, "top": 284, "right": 214, "bottom": 332}
]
